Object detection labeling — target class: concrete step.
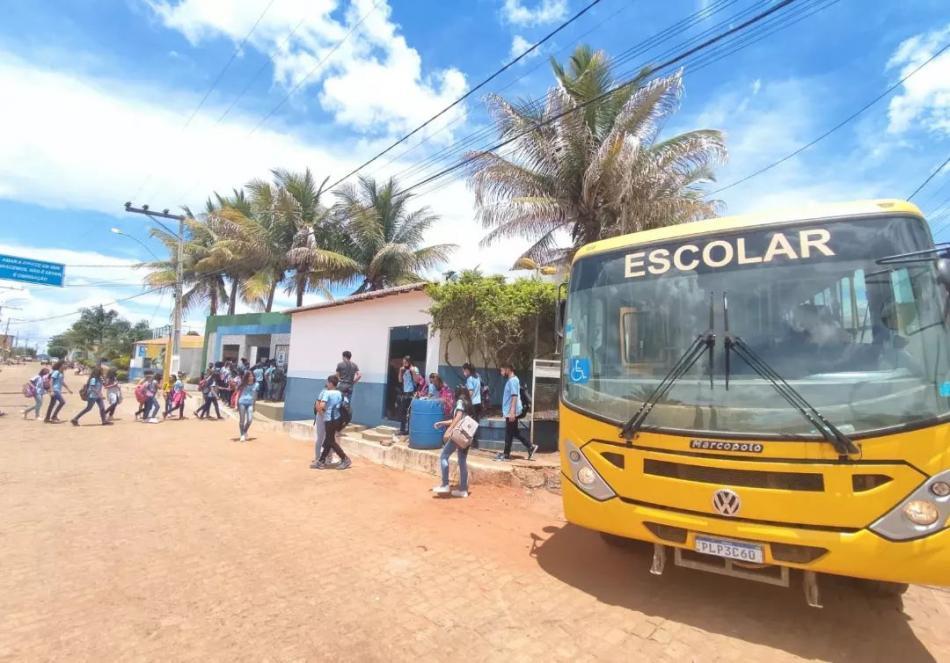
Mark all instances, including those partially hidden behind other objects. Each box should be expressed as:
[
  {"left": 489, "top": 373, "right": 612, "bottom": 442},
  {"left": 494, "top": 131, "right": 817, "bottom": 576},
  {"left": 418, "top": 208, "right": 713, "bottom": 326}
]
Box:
[{"left": 282, "top": 419, "right": 560, "bottom": 492}]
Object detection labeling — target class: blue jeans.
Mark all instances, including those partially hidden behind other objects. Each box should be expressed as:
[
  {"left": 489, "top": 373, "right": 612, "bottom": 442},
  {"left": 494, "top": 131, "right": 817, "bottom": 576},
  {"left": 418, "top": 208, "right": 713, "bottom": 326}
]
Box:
[
  {"left": 144, "top": 396, "right": 159, "bottom": 419},
  {"left": 45, "top": 392, "right": 65, "bottom": 421},
  {"left": 440, "top": 441, "right": 469, "bottom": 491},
  {"left": 238, "top": 402, "right": 254, "bottom": 435},
  {"left": 25, "top": 393, "right": 43, "bottom": 418},
  {"left": 73, "top": 397, "right": 105, "bottom": 423}
]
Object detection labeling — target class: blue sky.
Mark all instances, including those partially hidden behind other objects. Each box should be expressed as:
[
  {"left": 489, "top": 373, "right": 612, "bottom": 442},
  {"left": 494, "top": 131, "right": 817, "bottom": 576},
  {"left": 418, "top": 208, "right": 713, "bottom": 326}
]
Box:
[{"left": 0, "top": 0, "right": 948, "bottom": 349}]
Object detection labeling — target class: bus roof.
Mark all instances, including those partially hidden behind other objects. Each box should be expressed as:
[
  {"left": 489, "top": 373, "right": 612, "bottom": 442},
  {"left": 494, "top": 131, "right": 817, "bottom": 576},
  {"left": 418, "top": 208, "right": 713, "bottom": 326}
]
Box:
[{"left": 573, "top": 199, "right": 924, "bottom": 263}]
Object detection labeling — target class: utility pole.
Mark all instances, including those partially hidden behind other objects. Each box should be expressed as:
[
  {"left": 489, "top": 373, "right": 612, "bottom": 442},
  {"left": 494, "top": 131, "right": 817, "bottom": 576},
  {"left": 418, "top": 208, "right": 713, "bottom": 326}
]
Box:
[{"left": 124, "top": 203, "right": 185, "bottom": 383}]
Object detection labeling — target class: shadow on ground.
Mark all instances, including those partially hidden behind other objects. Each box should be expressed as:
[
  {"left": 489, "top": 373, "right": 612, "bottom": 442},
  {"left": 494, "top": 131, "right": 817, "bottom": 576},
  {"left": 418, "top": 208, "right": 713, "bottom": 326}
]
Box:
[{"left": 532, "top": 524, "right": 935, "bottom": 663}]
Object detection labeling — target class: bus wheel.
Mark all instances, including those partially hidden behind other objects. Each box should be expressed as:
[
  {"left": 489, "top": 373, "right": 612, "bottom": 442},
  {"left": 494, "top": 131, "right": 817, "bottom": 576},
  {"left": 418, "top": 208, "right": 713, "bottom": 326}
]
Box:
[{"left": 860, "top": 580, "right": 909, "bottom": 598}]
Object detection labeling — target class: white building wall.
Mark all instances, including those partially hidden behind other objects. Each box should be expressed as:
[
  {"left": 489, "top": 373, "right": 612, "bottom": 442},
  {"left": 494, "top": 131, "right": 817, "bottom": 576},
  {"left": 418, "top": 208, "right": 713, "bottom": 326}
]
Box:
[{"left": 287, "top": 290, "right": 439, "bottom": 383}]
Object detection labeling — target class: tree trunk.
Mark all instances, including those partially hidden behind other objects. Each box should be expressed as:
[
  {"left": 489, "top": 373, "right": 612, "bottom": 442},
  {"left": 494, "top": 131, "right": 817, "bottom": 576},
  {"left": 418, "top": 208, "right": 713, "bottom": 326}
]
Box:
[
  {"left": 295, "top": 273, "right": 305, "bottom": 308},
  {"left": 227, "top": 278, "right": 238, "bottom": 315},
  {"left": 264, "top": 278, "right": 278, "bottom": 313},
  {"left": 209, "top": 287, "right": 218, "bottom": 316}
]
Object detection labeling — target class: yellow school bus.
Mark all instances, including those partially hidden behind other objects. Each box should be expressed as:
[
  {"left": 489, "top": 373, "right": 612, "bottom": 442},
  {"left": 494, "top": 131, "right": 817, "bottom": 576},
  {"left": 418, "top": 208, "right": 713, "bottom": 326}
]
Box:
[{"left": 559, "top": 199, "right": 950, "bottom": 605}]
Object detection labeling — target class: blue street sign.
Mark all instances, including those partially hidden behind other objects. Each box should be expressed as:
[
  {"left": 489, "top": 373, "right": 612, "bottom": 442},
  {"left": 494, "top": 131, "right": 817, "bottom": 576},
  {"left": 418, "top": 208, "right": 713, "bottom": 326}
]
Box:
[{"left": 0, "top": 253, "right": 65, "bottom": 287}]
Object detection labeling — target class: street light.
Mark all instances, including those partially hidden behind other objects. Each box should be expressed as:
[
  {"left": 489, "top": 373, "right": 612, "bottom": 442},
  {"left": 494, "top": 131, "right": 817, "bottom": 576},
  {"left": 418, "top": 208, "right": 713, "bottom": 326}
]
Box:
[{"left": 111, "top": 227, "right": 162, "bottom": 261}]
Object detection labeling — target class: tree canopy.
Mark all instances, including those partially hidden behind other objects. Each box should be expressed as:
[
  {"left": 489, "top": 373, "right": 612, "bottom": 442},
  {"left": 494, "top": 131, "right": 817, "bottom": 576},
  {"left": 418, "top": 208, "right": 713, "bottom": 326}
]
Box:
[{"left": 47, "top": 306, "right": 151, "bottom": 360}]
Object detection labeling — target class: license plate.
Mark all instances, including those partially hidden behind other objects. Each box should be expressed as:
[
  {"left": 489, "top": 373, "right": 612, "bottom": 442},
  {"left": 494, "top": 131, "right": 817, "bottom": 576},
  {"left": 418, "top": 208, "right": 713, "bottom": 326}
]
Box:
[{"left": 694, "top": 535, "right": 764, "bottom": 563}]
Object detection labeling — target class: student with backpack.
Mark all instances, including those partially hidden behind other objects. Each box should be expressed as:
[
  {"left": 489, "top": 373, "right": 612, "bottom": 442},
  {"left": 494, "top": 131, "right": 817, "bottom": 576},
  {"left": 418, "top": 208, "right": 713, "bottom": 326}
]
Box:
[
  {"left": 70, "top": 365, "right": 112, "bottom": 426},
  {"left": 102, "top": 369, "right": 122, "bottom": 421},
  {"left": 495, "top": 363, "right": 538, "bottom": 461},
  {"left": 44, "top": 360, "right": 72, "bottom": 423},
  {"left": 166, "top": 372, "right": 189, "bottom": 419},
  {"left": 312, "top": 375, "right": 351, "bottom": 470},
  {"left": 144, "top": 372, "right": 162, "bottom": 423},
  {"left": 22, "top": 367, "right": 50, "bottom": 420},
  {"left": 432, "top": 385, "right": 476, "bottom": 498},
  {"left": 195, "top": 368, "right": 222, "bottom": 419}
]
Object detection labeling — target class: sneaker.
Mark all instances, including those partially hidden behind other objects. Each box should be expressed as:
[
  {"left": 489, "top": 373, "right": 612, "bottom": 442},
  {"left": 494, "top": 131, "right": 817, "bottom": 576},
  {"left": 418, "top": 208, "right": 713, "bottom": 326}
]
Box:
[
  {"left": 70, "top": 419, "right": 79, "bottom": 426},
  {"left": 147, "top": 418, "right": 159, "bottom": 424},
  {"left": 337, "top": 458, "right": 352, "bottom": 470},
  {"left": 451, "top": 489, "right": 469, "bottom": 498},
  {"left": 240, "top": 434, "right": 246, "bottom": 442},
  {"left": 311, "top": 461, "right": 327, "bottom": 469},
  {"left": 432, "top": 485, "right": 451, "bottom": 495},
  {"left": 528, "top": 443, "right": 539, "bottom": 460},
  {"left": 101, "top": 421, "right": 114, "bottom": 426},
  {"left": 493, "top": 453, "right": 510, "bottom": 462}
]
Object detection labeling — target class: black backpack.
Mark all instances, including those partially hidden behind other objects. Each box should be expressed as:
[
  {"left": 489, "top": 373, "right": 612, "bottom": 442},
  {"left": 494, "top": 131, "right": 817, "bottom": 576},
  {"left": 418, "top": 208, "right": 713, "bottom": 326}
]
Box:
[{"left": 519, "top": 384, "right": 532, "bottom": 413}]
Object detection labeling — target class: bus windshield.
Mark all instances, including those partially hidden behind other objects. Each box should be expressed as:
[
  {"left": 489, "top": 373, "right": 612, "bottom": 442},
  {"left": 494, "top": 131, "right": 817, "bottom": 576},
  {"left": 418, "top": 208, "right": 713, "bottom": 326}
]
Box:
[{"left": 563, "top": 215, "right": 950, "bottom": 438}]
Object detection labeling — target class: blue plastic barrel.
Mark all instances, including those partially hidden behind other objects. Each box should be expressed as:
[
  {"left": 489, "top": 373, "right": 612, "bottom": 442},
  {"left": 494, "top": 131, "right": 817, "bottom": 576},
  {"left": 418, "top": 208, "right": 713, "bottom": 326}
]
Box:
[{"left": 409, "top": 398, "right": 445, "bottom": 449}]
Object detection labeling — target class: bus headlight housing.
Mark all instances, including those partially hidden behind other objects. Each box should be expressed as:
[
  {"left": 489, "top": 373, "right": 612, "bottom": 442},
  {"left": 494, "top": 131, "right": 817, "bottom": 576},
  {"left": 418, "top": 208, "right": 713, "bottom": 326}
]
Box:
[
  {"left": 565, "top": 441, "right": 614, "bottom": 501},
  {"left": 871, "top": 469, "right": 950, "bottom": 540}
]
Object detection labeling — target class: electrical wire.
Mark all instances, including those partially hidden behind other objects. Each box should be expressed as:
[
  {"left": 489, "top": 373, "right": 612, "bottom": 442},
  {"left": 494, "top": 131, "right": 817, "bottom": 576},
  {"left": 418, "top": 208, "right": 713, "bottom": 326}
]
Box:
[
  {"left": 908, "top": 155, "right": 950, "bottom": 201},
  {"left": 324, "top": 0, "right": 605, "bottom": 191},
  {"left": 710, "top": 42, "right": 950, "bottom": 196}
]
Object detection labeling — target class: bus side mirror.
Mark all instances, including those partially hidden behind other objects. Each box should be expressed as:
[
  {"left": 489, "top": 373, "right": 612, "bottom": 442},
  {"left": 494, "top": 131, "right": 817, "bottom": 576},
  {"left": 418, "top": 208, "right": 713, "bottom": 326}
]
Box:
[{"left": 937, "top": 258, "right": 950, "bottom": 292}]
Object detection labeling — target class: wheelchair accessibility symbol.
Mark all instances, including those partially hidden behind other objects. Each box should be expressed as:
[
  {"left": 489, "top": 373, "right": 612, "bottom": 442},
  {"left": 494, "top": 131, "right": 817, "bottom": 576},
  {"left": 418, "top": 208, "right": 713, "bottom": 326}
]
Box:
[{"left": 569, "top": 357, "right": 590, "bottom": 384}]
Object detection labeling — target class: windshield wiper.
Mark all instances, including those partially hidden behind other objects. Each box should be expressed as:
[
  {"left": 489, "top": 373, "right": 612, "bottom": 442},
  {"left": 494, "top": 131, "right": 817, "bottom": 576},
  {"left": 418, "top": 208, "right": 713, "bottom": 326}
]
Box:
[
  {"left": 721, "top": 293, "right": 859, "bottom": 457},
  {"left": 621, "top": 293, "right": 715, "bottom": 443}
]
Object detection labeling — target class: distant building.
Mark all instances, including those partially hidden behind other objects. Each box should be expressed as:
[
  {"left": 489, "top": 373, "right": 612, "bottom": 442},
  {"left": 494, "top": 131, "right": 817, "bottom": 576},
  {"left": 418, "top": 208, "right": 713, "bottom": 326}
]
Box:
[
  {"left": 201, "top": 312, "right": 292, "bottom": 369},
  {"left": 129, "top": 335, "right": 204, "bottom": 380}
]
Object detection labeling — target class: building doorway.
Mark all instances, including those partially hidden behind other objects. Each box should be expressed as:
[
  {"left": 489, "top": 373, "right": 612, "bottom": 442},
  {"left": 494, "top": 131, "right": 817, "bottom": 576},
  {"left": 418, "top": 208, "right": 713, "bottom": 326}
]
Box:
[
  {"left": 222, "top": 344, "right": 239, "bottom": 362},
  {"left": 384, "top": 324, "right": 428, "bottom": 420}
]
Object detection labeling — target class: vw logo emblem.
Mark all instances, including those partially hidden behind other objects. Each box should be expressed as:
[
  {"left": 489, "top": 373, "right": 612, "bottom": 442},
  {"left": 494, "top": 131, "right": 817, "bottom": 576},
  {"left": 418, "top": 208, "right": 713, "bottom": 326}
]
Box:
[{"left": 712, "top": 488, "right": 741, "bottom": 516}]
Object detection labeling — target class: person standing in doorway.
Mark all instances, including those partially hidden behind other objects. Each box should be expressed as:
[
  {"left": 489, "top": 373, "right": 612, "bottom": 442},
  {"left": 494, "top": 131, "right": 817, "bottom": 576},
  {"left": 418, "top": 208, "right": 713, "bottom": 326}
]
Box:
[
  {"left": 462, "top": 363, "right": 483, "bottom": 448},
  {"left": 396, "top": 356, "right": 419, "bottom": 437},
  {"left": 336, "top": 350, "right": 361, "bottom": 402},
  {"left": 313, "top": 375, "right": 351, "bottom": 470},
  {"left": 237, "top": 371, "right": 257, "bottom": 442},
  {"left": 44, "top": 360, "right": 71, "bottom": 423},
  {"left": 495, "top": 363, "right": 537, "bottom": 461},
  {"left": 70, "top": 365, "right": 112, "bottom": 426}
]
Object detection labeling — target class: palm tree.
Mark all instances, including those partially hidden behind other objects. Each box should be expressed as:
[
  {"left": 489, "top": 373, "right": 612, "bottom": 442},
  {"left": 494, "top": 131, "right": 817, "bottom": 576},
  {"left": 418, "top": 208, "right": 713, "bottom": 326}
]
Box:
[
  {"left": 274, "top": 168, "right": 359, "bottom": 307},
  {"left": 333, "top": 176, "right": 456, "bottom": 294},
  {"left": 207, "top": 173, "right": 356, "bottom": 311},
  {"left": 467, "top": 45, "right": 727, "bottom": 265}
]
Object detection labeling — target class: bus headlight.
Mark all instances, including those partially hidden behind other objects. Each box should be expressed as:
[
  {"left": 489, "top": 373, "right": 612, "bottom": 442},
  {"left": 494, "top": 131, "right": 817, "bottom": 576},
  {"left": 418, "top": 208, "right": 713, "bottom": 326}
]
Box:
[
  {"left": 871, "top": 469, "right": 950, "bottom": 540},
  {"left": 903, "top": 500, "right": 939, "bottom": 526},
  {"left": 565, "top": 441, "right": 615, "bottom": 501}
]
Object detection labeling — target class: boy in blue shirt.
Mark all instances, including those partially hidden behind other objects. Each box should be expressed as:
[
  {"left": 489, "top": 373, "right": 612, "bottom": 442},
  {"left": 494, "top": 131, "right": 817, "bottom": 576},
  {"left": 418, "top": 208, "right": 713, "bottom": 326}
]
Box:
[
  {"left": 313, "top": 375, "right": 351, "bottom": 470},
  {"left": 496, "top": 363, "right": 537, "bottom": 462},
  {"left": 463, "top": 363, "right": 483, "bottom": 447}
]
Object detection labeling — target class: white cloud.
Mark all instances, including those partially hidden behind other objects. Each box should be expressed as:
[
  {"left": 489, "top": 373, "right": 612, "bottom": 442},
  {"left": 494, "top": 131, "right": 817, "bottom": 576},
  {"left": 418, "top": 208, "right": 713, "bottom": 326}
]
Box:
[
  {"left": 508, "top": 35, "right": 539, "bottom": 62},
  {"left": 147, "top": 0, "right": 468, "bottom": 141},
  {"left": 885, "top": 23, "right": 950, "bottom": 136},
  {"left": 501, "top": 0, "right": 567, "bottom": 26}
]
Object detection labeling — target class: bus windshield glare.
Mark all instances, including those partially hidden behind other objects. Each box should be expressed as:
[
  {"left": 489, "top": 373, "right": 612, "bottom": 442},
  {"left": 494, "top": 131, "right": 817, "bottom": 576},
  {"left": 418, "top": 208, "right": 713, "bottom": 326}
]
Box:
[{"left": 562, "top": 215, "right": 950, "bottom": 438}]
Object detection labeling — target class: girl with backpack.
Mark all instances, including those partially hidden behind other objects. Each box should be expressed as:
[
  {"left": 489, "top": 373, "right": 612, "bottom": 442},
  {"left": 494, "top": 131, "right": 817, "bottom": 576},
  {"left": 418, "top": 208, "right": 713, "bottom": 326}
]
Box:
[
  {"left": 195, "top": 368, "right": 222, "bottom": 419},
  {"left": 432, "top": 385, "right": 475, "bottom": 498},
  {"left": 165, "top": 372, "right": 189, "bottom": 419},
  {"left": 102, "top": 369, "right": 122, "bottom": 421},
  {"left": 70, "top": 365, "right": 111, "bottom": 426},
  {"left": 44, "top": 360, "right": 71, "bottom": 423},
  {"left": 312, "top": 375, "right": 351, "bottom": 470},
  {"left": 22, "top": 367, "right": 50, "bottom": 420}
]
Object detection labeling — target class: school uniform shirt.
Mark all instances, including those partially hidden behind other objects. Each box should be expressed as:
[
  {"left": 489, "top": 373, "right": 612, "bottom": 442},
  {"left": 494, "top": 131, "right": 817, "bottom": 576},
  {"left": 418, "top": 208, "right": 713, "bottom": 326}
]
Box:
[
  {"left": 427, "top": 382, "right": 438, "bottom": 397},
  {"left": 173, "top": 380, "right": 185, "bottom": 393},
  {"left": 145, "top": 380, "right": 159, "bottom": 398},
  {"left": 31, "top": 375, "right": 46, "bottom": 396},
  {"left": 50, "top": 370, "right": 64, "bottom": 395},
  {"left": 323, "top": 388, "right": 343, "bottom": 422},
  {"left": 238, "top": 383, "right": 257, "bottom": 406},
  {"left": 86, "top": 377, "right": 103, "bottom": 400},
  {"left": 466, "top": 374, "right": 482, "bottom": 406},
  {"left": 503, "top": 375, "right": 523, "bottom": 417},
  {"left": 401, "top": 367, "right": 417, "bottom": 394}
]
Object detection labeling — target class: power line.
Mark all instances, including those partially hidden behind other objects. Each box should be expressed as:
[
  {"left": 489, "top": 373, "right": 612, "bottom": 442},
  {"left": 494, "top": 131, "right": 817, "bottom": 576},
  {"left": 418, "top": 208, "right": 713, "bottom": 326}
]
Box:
[
  {"left": 908, "top": 154, "right": 950, "bottom": 201},
  {"left": 404, "top": 0, "right": 805, "bottom": 196},
  {"left": 710, "top": 41, "right": 950, "bottom": 196},
  {"left": 324, "top": 0, "right": 605, "bottom": 192},
  {"left": 133, "top": 0, "right": 279, "bottom": 201}
]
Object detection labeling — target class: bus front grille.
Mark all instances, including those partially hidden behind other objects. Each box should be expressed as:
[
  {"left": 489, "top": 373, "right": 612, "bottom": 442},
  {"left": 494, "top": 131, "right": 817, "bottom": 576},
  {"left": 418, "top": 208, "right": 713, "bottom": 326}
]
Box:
[{"left": 643, "top": 459, "right": 825, "bottom": 491}]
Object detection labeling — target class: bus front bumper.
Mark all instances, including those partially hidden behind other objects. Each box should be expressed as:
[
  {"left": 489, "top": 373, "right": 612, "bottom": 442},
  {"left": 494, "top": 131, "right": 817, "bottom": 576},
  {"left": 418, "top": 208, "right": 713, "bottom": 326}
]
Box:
[{"left": 562, "top": 478, "right": 950, "bottom": 586}]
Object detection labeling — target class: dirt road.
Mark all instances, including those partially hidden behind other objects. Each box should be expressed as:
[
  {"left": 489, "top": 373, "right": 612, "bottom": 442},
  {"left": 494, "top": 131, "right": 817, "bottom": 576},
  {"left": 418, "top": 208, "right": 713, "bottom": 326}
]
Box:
[{"left": 0, "top": 363, "right": 948, "bottom": 661}]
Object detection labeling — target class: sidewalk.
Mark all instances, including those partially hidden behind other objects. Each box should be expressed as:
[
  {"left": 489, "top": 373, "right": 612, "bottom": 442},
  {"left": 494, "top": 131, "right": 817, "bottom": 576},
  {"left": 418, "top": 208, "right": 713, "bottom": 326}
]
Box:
[{"left": 282, "top": 419, "right": 562, "bottom": 492}]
